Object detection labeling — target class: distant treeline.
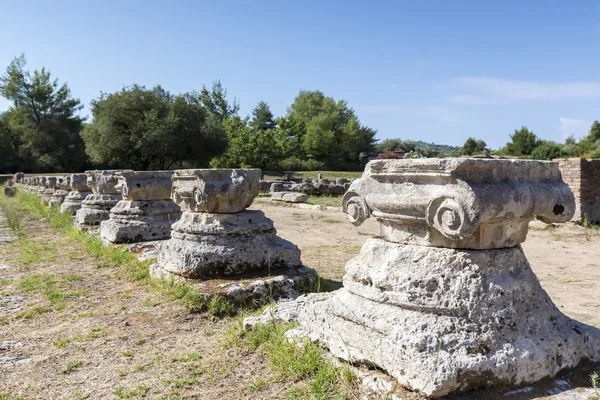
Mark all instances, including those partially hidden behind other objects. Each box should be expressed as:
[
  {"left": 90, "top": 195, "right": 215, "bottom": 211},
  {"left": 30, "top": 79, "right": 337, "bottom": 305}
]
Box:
[{"left": 1, "top": 54, "right": 599, "bottom": 174}]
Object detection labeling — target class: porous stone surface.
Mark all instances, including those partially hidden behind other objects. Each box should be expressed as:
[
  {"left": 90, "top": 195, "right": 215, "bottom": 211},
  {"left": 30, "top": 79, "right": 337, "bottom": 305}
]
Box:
[
  {"left": 171, "top": 169, "right": 261, "bottom": 213},
  {"left": 271, "top": 191, "right": 308, "bottom": 203},
  {"left": 48, "top": 176, "right": 70, "bottom": 207},
  {"left": 288, "top": 158, "right": 600, "bottom": 398},
  {"left": 292, "top": 240, "right": 600, "bottom": 397},
  {"left": 100, "top": 171, "right": 180, "bottom": 243},
  {"left": 342, "top": 158, "right": 575, "bottom": 250},
  {"left": 155, "top": 210, "right": 301, "bottom": 278},
  {"left": 74, "top": 170, "right": 127, "bottom": 230},
  {"left": 61, "top": 173, "right": 92, "bottom": 213},
  {"left": 40, "top": 176, "right": 57, "bottom": 204},
  {"left": 154, "top": 168, "right": 304, "bottom": 288}
]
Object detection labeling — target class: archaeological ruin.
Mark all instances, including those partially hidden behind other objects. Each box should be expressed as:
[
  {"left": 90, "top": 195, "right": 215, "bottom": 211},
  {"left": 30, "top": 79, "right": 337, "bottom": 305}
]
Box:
[
  {"left": 556, "top": 157, "right": 600, "bottom": 224},
  {"left": 99, "top": 171, "right": 181, "bottom": 243},
  {"left": 151, "top": 168, "right": 316, "bottom": 301},
  {"left": 280, "top": 158, "right": 600, "bottom": 397},
  {"left": 74, "top": 170, "right": 128, "bottom": 231},
  {"left": 60, "top": 173, "right": 92, "bottom": 213}
]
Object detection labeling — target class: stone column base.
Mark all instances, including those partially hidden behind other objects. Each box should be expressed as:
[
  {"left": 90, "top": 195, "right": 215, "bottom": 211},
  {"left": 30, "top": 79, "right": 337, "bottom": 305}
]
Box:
[
  {"left": 290, "top": 238, "right": 600, "bottom": 398},
  {"left": 99, "top": 200, "right": 181, "bottom": 243},
  {"left": 49, "top": 190, "right": 69, "bottom": 208},
  {"left": 155, "top": 210, "right": 302, "bottom": 279},
  {"left": 74, "top": 194, "right": 121, "bottom": 231},
  {"left": 60, "top": 191, "right": 92, "bottom": 213}
]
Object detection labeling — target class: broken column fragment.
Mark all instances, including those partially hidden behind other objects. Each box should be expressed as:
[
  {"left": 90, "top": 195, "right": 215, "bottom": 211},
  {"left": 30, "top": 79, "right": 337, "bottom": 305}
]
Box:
[
  {"left": 49, "top": 176, "right": 71, "bottom": 207},
  {"left": 100, "top": 171, "right": 181, "bottom": 243},
  {"left": 151, "top": 169, "right": 314, "bottom": 301},
  {"left": 289, "top": 158, "right": 600, "bottom": 397},
  {"left": 74, "top": 170, "right": 127, "bottom": 231},
  {"left": 40, "top": 176, "right": 57, "bottom": 204},
  {"left": 60, "top": 174, "right": 92, "bottom": 213}
]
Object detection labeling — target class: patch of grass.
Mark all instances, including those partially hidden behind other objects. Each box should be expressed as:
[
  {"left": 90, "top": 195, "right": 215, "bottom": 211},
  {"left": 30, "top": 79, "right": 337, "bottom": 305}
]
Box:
[
  {"left": 240, "top": 323, "right": 357, "bottom": 399},
  {"left": 0, "top": 192, "right": 24, "bottom": 235},
  {"left": 17, "top": 305, "right": 50, "bottom": 319},
  {"left": 17, "top": 273, "right": 85, "bottom": 309},
  {"left": 53, "top": 327, "right": 106, "bottom": 349},
  {"left": 249, "top": 377, "right": 266, "bottom": 391},
  {"left": 294, "top": 171, "right": 361, "bottom": 180},
  {"left": 306, "top": 196, "right": 342, "bottom": 209},
  {"left": 113, "top": 384, "right": 151, "bottom": 399},
  {"left": 591, "top": 371, "right": 600, "bottom": 400},
  {"left": 61, "top": 360, "right": 83, "bottom": 374},
  {"left": 171, "top": 352, "right": 202, "bottom": 363},
  {"left": 166, "top": 377, "right": 196, "bottom": 389}
]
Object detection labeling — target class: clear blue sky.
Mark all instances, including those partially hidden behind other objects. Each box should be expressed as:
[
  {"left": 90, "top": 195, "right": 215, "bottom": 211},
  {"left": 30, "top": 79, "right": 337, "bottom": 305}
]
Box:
[{"left": 1, "top": 0, "right": 600, "bottom": 149}]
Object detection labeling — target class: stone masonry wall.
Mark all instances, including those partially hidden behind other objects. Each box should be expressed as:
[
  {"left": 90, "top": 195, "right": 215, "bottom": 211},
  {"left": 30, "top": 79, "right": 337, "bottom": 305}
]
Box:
[{"left": 556, "top": 158, "right": 600, "bottom": 223}]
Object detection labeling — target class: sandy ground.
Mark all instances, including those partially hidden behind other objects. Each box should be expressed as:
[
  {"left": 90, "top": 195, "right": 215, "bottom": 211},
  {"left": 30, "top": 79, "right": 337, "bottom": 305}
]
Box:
[{"left": 1, "top": 202, "right": 599, "bottom": 399}]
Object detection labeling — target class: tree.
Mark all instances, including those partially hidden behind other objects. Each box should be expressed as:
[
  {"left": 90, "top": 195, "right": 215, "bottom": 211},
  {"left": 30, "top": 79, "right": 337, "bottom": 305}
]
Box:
[
  {"left": 505, "top": 127, "right": 539, "bottom": 156},
  {"left": 459, "top": 137, "right": 487, "bottom": 156},
  {"left": 0, "top": 117, "right": 20, "bottom": 173},
  {"left": 375, "top": 138, "right": 416, "bottom": 153},
  {"left": 280, "top": 90, "right": 376, "bottom": 169},
  {"left": 211, "top": 102, "right": 293, "bottom": 170},
  {"left": 0, "top": 54, "right": 88, "bottom": 172},
  {"left": 250, "top": 101, "right": 277, "bottom": 131},
  {"left": 578, "top": 121, "right": 600, "bottom": 158},
  {"left": 82, "top": 85, "right": 229, "bottom": 170},
  {"left": 531, "top": 140, "right": 565, "bottom": 160},
  {"left": 198, "top": 81, "right": 239, "bottom": 122}
]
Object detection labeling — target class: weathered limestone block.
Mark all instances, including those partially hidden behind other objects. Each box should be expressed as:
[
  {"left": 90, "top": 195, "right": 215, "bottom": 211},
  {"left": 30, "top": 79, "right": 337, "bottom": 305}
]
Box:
[
  {"left": 291, "top": 182, "right": 319, "bottom": 195},
  {"left": 14, "top": 172, "right": 24, "bottom": 183},
  {"left": 100, "top": 171, "right": 181, "bottom": 243},
  {"left": 49, "top": 176, "right": 71, "bottom": 207},
  {"left": 152, "top": 169, "right": 303, "bottom": 281},
  {"left": 61, "top": 174, "right": 92, "bottom": 213},
  {"left": 40, "top": 176, "right": 57, "bottom": 204},
  {"left": 342, "top": 158, "right": 574, "bottom": 249},
  {"left": 271, "top": 191, "right": 308, "bottom": 203},
  {"left": 74, "top": 170, "right": 126, "bottom": 231},
  {"left": 288, "top": 158, "right": 600, "bottom": 398}
]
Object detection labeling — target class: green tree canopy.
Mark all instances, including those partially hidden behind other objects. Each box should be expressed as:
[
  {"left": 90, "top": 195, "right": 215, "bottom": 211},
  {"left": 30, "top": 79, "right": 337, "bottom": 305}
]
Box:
[
  {"left": 459, "top": 137, "right": 487, "bottom": 156},
  {"left": 530, "top": 140, "right": 565, "bottom": 160},
  {"left": 211, "top": 102, "right": 293, "bottom": 170},
  {"left": 280, "top": 90, "right": 376, "bottom": 169},
  {"left": 82, "top": 84, "right": 229, "bottom": 170},
  {"left": 375, "top": 138, "right": 416, "bottom": 153},
  {"left": 0, "top": 117, "right": 20, "bottom": 173},
  {"left": 505, "top": 127, "right": 539, "bottom": 156},
  {"left": 0, "top": 54, "right": 87, "bottom": 172}
]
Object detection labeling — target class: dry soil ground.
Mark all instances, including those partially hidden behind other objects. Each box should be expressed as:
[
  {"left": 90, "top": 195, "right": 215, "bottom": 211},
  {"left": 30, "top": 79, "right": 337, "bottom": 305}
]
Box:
[{"left": 1, "top": 201, "right": 599, "bottom": 400}]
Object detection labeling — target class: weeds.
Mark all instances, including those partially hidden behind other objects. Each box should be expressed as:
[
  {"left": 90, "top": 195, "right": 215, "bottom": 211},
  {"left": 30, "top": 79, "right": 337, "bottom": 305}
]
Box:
[
  {"left": 591, "top": 371, "right": 600, "bottom": 400},
  {"left": 239, "top": 322, "right": 357, "bottom": 399},
  {"left": 61, "top": 360, "right": 82, "bottom": 374},
  {"left": 0, "top": 192, "right": 24, "bottom": 235}
]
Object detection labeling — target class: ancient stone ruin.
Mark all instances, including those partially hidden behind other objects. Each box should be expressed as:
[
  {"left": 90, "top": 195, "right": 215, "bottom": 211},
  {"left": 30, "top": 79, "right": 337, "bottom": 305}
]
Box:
[
  {"left": 100, "top": 171, "right": 181, "bottom": 243},
  {"left": 286, "top": 158, "right": 600, "bottom": 397},
  {"left": 556, "top": 157, "right": 600, "bottom": 224},
  {"left": 40, "top": 176, "right": 57, "bottom": 204},
  {"left": 74, "top": 170, "right": 126, "bottom": 231},
  {"left": 151, "top": 169, "right": 315, "bottom": 301},
  {"left": 60, "top": 173, "right": 92, "bottom": 213},
  {"left": 48, "top": 176, "right": 70, "bottom": 207}
]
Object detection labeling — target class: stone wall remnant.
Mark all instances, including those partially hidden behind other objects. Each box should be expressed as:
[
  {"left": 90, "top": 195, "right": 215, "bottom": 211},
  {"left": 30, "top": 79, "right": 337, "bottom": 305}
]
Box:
[
  {"left": 555, "top": 157, "right": 600, "bottom": 223},
  {"left": 153, "top": 169, "right": 302, "bottom": 279},
  {"left": 60, "top": 174, "right": 92, "bottom": 213},
  {"left": 40, "top": 176, "right": 57, "bottom": 204},
  {"left": 289, "top": 158, "right": 600, "bottom": 397},
  {"left": 49, "top": 176, "right": 71, "bottom": 207},
  {"left": 74, "top": 170, "right": 127, "bottom": 231},
  {"left": 100, "top": 171, "right": 181, "bottom": 243}
]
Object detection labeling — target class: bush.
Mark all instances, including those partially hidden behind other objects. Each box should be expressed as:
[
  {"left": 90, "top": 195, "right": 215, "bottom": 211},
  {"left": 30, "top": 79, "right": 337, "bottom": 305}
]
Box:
[{"left": 278, "top": 157, "right": 326, "bottom": 171}]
